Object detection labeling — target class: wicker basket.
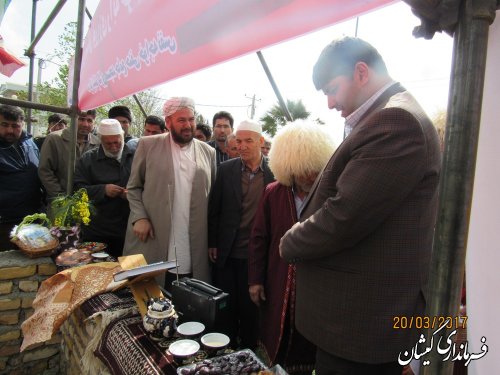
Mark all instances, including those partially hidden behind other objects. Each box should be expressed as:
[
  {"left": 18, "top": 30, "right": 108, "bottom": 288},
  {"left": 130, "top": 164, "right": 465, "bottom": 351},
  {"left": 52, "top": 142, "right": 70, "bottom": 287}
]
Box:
[{"left": 10, "top": 223, "right": 59, "bottom": 258}]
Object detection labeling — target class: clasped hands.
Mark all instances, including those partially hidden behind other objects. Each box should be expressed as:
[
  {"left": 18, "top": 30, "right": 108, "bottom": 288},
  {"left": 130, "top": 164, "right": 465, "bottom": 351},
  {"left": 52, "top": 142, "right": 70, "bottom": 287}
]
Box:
[{"left": 105, "top": 184, "right": 127, "bottom": 199}]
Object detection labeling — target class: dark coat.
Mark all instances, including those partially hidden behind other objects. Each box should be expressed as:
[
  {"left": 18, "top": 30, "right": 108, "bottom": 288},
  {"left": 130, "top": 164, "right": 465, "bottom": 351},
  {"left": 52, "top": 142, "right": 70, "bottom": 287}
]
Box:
[
  {"left": 73, "top": 144, "right": 134, "bottom": 240},
  {"left": 280, "top": 83, "right": 442, "bottom": 363},
  {"left": 208, "top": 157, "right": 274, "bottom": 268},
  {"left": 207, "top": 140, "right": 230, "bottom": 166},
  {"left": 248, "top": 182, "right": 315, "bottom": 370},
  {"left": 0, "top": 132, "right": 43, "bottom": 222}
]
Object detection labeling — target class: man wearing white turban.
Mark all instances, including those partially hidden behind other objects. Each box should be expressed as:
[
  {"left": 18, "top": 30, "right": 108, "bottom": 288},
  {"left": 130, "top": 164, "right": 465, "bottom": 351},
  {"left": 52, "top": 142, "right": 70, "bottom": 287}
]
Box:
[
  {"left": 123, "top": 97, "right": 216, "bottom": 287},
  {"left": 74, "top": 119, "right": 135, "bottom": 257}
]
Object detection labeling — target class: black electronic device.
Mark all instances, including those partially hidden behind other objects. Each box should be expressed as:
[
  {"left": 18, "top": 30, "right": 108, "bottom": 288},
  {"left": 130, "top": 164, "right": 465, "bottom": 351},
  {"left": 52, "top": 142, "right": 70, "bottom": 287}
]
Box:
[{"left": 171, "top": 278, "right": 230, "bottom": 332}]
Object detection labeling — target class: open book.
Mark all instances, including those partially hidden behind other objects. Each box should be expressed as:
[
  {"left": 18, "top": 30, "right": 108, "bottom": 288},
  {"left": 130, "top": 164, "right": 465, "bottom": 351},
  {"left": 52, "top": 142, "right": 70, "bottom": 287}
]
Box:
[{"left": 113, "top": 260, "right": 178, "bottom": 282}]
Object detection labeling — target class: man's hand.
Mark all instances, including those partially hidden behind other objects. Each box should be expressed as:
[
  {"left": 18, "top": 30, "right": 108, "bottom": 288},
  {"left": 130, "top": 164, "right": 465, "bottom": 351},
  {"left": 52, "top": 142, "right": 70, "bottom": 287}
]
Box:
[
  {"left": 208, "top": 247, "right": 218, "bottom": 263},
  {"left": 279, "top": 236, "right": 285, "bottom": 258},
  {"left": 120, "top": 189, "right": 128, "bottom": 200},
  {"left": 133, "top": 218, "right": 154, "bottom": 242},
  {"left": 249, "top": 284, "right": 266, "bottom": 306},
  {"left": 105, "top": 184, "right": 125, "bottom": 198}
]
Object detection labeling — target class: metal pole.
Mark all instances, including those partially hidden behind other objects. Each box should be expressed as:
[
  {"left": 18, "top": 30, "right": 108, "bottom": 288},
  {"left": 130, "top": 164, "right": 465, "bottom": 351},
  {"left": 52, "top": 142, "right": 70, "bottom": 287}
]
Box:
[
  {"left": 0, "top": 97, "right": 71, "bottom": 115},
  {"left": 421, "top": 0, "right": 497, "bottom": 373},
  {"left": 25, "top": 0, "right": 67, "bottom": 56},
  {"left": 132, "top": 94, "right": 147, "bottom": 117},
  {"left": 26, "top": 0, "right": 38, "bottom": 134},
  {"left": 66, "top": 0, "right": 86, "bottom": 195},
  {"left": 256, "top": 50, "right": 292, "bottom": 122}
]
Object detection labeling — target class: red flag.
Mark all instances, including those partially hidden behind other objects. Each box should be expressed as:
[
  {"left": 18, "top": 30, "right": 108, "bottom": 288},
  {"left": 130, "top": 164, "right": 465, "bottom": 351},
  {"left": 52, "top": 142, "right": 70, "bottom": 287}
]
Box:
[{"left": 0, "top": 35, "right": 25, "bottom": 77}]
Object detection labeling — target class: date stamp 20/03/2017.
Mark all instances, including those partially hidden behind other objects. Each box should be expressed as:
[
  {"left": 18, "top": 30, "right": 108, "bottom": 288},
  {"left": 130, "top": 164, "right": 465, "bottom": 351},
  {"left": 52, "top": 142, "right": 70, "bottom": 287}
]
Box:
[{"left": 393, "top": 315, "right": 467, "bottom": 330}]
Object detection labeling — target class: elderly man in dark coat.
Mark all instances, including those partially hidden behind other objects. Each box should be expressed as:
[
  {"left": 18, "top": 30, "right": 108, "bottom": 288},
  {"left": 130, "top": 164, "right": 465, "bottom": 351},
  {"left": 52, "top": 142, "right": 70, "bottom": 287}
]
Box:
[
  {"left": 74, "top": 119, "right": 135, "bottom": 257},
  {"left": 208, "top": 120, "right": 275, "bottom": 349},
  {"left": 248, "top": 120, "right": 336, "bottom": 373}
]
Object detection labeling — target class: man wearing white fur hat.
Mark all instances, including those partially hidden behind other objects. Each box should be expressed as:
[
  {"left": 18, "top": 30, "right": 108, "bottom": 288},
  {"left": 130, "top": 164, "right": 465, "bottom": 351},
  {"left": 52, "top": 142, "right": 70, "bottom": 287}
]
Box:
[
  {"left": 208, "top": 119, "right": 275, "bottom": 349},
  {"left": 248, "top": 120, "right": 337, "bottom": 372},
  {"left": 74, "top": 119, "right": 136, "bottom": 257},
  {"left": 123, "top": 97, "right": 216, "bottom": 288}
]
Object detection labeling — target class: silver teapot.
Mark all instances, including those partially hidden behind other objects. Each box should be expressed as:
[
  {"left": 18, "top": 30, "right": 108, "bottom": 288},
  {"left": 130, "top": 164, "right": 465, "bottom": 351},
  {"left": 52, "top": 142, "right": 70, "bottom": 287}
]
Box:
[{"left": 142, "top": 297, "right": 178, "bottom": 340}]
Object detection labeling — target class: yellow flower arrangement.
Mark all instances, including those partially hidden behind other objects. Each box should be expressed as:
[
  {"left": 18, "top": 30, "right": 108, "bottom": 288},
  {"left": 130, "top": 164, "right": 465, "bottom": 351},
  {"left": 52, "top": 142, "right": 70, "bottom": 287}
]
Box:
[{"left": 50, "top": 188, "right": 93, "bottom": 228}]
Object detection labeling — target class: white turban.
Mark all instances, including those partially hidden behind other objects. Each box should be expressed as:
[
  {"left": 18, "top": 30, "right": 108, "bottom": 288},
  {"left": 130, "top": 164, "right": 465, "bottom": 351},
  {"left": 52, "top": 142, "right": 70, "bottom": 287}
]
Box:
[
  {"left": 162, "top": 97, "right": 195, "bottom": 117},
  {"left": 98, "top": 119, "right": 123, "bottom": 135}
]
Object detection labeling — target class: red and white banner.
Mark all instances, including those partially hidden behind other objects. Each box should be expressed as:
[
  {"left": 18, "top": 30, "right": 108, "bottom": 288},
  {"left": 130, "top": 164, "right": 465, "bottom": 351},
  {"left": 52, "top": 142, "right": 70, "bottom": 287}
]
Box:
[
  {"left": 78, "top": 0, "right": 395, "bottom": 110},
  {"left": 0, "top": 34, "right": 25, "bottom": 77}
]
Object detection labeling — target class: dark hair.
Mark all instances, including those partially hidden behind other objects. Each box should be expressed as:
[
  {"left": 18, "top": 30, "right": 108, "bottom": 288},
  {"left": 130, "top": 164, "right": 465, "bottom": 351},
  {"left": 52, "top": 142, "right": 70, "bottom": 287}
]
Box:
[
  {"left": 196, "top": 123, "right": 212, "bottom": 139},
  {"left": 83, "top": 109, "right": 97, "bottom": 118},
  {"left": 212, "top": 111, "right": 234, "bottom": 128},
  {"left": 108, "top": 105, "right": 132, "bottom": 122},
  {"left": 0, "top": 104, "right": 24, "bottom": 122},
  {"left": 145, "top": 115, "right": 166, "bottom": 131},
  {"left": 312, "top": 36, "right": 388, "bottom": 90},
  {"left": 48, "top": 113, "right": 63, "bottom": 124}
]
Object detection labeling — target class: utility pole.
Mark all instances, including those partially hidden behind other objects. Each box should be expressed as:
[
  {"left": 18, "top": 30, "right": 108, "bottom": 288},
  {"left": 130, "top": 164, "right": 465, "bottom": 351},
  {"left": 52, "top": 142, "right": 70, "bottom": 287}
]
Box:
[
  {"left": 250, "top": 94, "right": 256, "bottom": 119},
  {"left": 245, "top": 94, "right": 259, "bottom": 119},
  {"left": 36, "top": 58, "right": 46, "bottom": 103}
]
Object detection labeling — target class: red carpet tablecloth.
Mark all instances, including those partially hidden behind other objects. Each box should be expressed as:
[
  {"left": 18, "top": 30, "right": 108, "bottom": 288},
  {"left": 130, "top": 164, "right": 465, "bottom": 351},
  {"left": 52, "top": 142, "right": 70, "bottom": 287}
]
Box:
[{"left": 95, "top": 314, "right": 178, "bottom": 375}]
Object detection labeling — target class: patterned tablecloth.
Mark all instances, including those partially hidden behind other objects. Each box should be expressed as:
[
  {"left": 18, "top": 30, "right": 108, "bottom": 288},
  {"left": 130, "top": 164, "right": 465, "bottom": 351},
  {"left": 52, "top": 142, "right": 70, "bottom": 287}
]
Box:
[
  {"left": 95, "top": 314, "right": 178, "bottom": 375},
  {"left": 87, "top": 290, "right": 211, "bottom": 375},
  {"left": 63, "top": 288, "right": 236, "bottom": 375}
]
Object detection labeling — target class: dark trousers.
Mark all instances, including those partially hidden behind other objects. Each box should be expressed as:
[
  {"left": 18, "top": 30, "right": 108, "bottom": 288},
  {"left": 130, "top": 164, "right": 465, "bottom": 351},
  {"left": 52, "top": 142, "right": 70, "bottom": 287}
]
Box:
[
  {"left": 0, "top": 222, "right": 16, "bottom": 251},
  {"left": 315, "top": 347, "right": 403, "bottom": 375},
  {"left": 213, "top": 257, "right": 257, "bottom": 350}
]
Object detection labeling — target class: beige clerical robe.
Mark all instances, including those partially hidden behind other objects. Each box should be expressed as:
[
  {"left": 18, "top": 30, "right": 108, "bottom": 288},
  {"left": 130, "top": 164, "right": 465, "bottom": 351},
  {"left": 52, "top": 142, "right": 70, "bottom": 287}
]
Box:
[{"left": 123, "top": 133, "right": 216, "bottom": 285}]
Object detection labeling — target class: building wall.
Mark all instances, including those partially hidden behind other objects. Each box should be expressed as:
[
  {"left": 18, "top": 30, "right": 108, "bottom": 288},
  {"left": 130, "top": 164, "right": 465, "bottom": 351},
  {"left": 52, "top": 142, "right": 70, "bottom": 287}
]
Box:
[
  {"left": 0, "top": 250, "right": 60, "bottom": 375},
  {"left": 467, "top": 10, "right": 500, "bottom": 375}
]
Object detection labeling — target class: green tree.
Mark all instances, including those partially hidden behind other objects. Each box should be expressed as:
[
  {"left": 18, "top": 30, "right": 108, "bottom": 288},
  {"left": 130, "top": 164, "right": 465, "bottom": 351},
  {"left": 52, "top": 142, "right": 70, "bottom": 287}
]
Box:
[
  {"left": 37, "top": 22, "right": 77, "bottom": 109},
  {"left": 259, "top": 99, "right": 311, "bottom": 137},
  {"left": 101, "top": 90, "right": 164, "bottom": 137},
  {"left": 196, "top": 113, "right": 209, "bottom": 125}
]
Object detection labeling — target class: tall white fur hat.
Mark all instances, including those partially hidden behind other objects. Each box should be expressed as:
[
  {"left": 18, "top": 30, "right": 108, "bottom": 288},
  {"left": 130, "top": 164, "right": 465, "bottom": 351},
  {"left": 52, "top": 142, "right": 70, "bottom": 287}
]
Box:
[{"left": 98, "top": 119, "right": 124, "bottom": 135}]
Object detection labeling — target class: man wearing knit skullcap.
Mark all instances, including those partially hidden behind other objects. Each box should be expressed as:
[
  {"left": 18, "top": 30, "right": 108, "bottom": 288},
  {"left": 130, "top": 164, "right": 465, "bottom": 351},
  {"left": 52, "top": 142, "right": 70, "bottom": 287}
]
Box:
[
  {"left": 74, "top": 119, "right": 135, "bottom": 257},
  {"left": 123, "top": 97, "right": 216, "bottom": 288},
  {"left": 208, "top": 119, "right": 275, "bottom": 349},
  {"left": 108, "top": 105, "right": 136, "bottom": 143}
]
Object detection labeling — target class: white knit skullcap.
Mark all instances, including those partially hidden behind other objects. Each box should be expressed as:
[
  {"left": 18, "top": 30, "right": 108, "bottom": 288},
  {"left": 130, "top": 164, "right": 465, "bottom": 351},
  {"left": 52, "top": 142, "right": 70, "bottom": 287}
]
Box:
[
  {"left": 163, "top": 97, "right": 195, "bottom": 117},
  {"left": 98, "top": 119, "right": 123, "bottom": 135},
  {"left": 235, "top": 119, "right": 262, "bottom": 135}
]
